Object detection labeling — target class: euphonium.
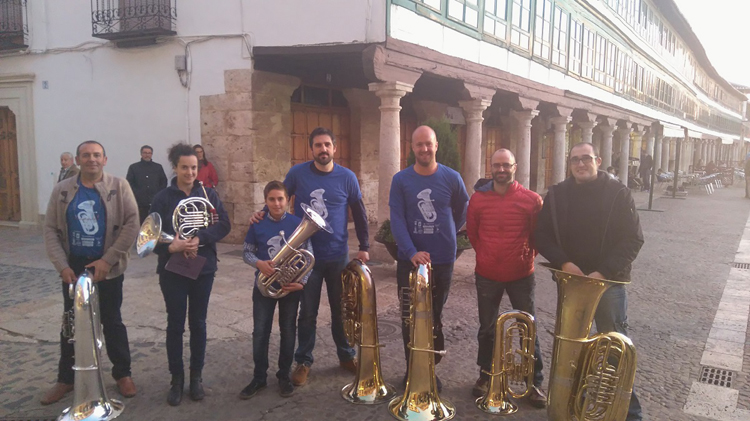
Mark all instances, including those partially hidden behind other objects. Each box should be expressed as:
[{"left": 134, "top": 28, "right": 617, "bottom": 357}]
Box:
[
  {"left": 58, "top": 270, "right": 124, "bottom": 421},
  {"left": 340, "top": 259, "right": 396, "bottom": 404},
  {"left": 543, "top": 264, "right": 637, "bottom": 421},
  {"left": 257, "top": 203, "right": 332, "bottom": 299},
  {"left": 388, "top": 264, "right": 455, "bottom": 421},
  {"left": 475, "top": 310, "right": 536, "bottom": 415}
]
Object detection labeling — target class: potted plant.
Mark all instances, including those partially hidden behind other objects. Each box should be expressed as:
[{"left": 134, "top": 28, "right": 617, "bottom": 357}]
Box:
[{"left": 374, "top": 117, "right": 473, "bottom": 260}]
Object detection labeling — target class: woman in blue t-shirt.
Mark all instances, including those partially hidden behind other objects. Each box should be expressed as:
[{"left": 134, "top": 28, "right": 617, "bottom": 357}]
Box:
[{"left": 238, "top": 181, "right": 312, "bottom": 400}]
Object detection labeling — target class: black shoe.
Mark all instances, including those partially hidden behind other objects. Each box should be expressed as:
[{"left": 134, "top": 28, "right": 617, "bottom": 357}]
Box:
[
  {"left": 189, "top": 369, "right": 205, "bottom": 401},
  {"left": 167, "top": 373, "right": 184, "bottom": 407},
  {"left": 279, "top": 378, "right": 294, "bottom": 398},
  {"left": 238, "top": 379, "right": 267, "bottom": 400}
]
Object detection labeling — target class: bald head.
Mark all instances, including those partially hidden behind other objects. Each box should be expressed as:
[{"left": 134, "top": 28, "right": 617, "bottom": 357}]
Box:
[
  {"left": 411, "top": 125, "right": 438, "bottom": 168},
  {"left": 490, "top": 148, "right": 517, "bottom": 186},
  {"left": 492, "top": 148, "right": 516, "bottom": 164},
  {"left": 412, "top": 125, "right": 436, "bottom": 143}
]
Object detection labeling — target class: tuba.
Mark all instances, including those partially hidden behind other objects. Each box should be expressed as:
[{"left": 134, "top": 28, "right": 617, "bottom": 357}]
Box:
[
  {"left": 475, "top": 310, "right": 536, "bottom": 415},
  {"left": 58, "top": 270, "right": 124, "bottom": 421},
  {"left": 543, "top": 264, "right": 637, "bottom": 421},
  {"left": 388, "top": 264, "right": 455, "bottom": 421},
  {"left": 340, "top": 259, "right": 395, "bottom": 404},
  {"left": 256, "top": 203, "right": 332, "bottom": 299}
]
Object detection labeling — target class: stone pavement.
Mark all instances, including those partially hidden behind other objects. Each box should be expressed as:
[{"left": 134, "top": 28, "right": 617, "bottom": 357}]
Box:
[{"left": 1, "top": 185, "right": 750, "bottom": 421}]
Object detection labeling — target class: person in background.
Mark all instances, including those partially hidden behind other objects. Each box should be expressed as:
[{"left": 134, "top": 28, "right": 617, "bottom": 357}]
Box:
[
  {"left": 126, "top": 145, "right": 168, "bottom": 224},
  {"left": 193, "top": 145, "right": 219, "bottom": 189},
  {"left": 57, "top": 152, "right": 79, "bottom": 182}
]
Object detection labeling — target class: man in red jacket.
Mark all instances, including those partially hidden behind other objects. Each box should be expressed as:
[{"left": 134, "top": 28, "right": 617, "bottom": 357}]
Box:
[{"left": 466, "top": 148, "right": 546, "bottom": 407}]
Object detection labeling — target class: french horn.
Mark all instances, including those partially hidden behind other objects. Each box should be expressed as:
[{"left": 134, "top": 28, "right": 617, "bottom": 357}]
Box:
[{"left": 135, "top": 196, "right": 215, "bottom": 258}]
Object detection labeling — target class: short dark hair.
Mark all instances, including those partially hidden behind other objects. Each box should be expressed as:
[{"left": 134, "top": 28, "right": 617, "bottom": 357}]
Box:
[
  {"left": 264, "top": 180, "right": 288, "bottom": 200},
  {"left": 569, "top": 141, "right": 599, "bottom": 157},
  {"left": 308, "top": 127, "right": 336, "bottom": 149},
  {"left": 167, "top": 143, "right": 197, "bottom": 168},
  {"left": 140, "top": 145, "right": 153, "bottom": 153},
  {"left": 76, "top": 140, "right": 106, "bottom": 157}
]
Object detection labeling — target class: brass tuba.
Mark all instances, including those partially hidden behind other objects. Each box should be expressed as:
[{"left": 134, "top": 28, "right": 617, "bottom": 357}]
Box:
[
  {"left": 388, "top": 264, "right": 455, "bottom": 421},
  {"left": 256, "top": 203, "right": 332, "bottom": 299},
  {"left": 340, "top": 259, "right": 396, "bottom": 404},
  {"left": 59, "top": 270, "right": 124, "bottom": 421},
  {"left": 475, "top": 310, "right": 536, "bottom": 415},
  {"left": 543, "top": 264, "right": 637, "bottom": 421}
]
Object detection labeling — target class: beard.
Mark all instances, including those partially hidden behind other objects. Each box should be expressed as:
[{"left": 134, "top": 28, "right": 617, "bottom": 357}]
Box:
[
  {"left": 314, "top": 153, "right": 332, "bottom": 166},
  {"left": 493, "top": 171, "right": 513, "bottom": 185},
  {"left": 415, "top": 152, "right": 435, "bottom": 167}
]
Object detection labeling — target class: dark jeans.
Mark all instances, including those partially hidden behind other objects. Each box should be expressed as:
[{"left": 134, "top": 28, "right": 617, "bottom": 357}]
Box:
[
  {"left": 295, "top": 255, "right": 355, "bottom": 366},
  {"left": 252, "top": 286, "right": 301, "bottom": 382},
  {"left": 58, "top": 255, "right": 132, "bottom": 384},
  {"left": 475, "top": 273, "right": 543, "bottom": 387},
  {"left": 397, "top": 260, "right": 453, "bottom": 366},
  {"left": 159, "top": 271, "right": 215, "bottom": 376},
  {"left": 594, "top": 284, "right": 642, "bottom": 421}
]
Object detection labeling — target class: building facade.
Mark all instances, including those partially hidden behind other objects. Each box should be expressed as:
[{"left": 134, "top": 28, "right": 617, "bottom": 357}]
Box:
[{"left": 0, "top": 0, "right": 745, "bottom": 242}]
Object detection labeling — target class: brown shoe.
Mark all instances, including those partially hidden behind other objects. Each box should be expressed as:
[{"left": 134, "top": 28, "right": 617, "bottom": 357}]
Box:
[
  {"left": 472, "top": 377, "right": 488, "bottom": 397},
  {"left": 291, "top": 364, "right": 310, "bottom": 386},
  {"left": 40, "top": 382, "right": 74, "bottom": 405},
  {"left": 117, "top": 376, "right": 137, "bottom": 398},
  {"left": 528, "top": 385, "right": 547, "bottom": 408},
  {"left": 339, "top": 359, "right": 357, "bottom": 374}
]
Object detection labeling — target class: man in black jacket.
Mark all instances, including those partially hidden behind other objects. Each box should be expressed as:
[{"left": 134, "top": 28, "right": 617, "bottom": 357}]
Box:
[
  {"left": 534, "top": 142, "right": 644, "bottom": 421},
  {"left": 126, "top": 145, "right": 168, "bottom": 224}
]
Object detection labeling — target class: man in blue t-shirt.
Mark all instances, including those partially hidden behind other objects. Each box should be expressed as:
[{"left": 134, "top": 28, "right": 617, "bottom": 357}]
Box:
[
  {"left": 251, "top": 127, "right": 369, "bottom": 386},
  {"left": 389, "top": 125, "right": 469, "bottom": 388}
]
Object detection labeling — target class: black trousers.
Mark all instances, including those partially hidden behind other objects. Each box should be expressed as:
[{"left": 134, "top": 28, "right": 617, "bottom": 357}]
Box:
[{"left": 58, "top": 255, "right": 132, "bottom": 384}]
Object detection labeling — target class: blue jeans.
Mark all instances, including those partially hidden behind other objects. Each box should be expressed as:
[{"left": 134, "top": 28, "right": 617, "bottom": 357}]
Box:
[
  {"left": 475, "top": 273, "right": 543, "bottom": 387},
  {"left": 295, "top": 255, "right": 355, "bottom": 366},
  {"left": 397, "top": 260, "right": 453, "bottom": 366},
  {"left": 159, "top": 271, "right": 215, "bottom": 376},
  {"left": 252, "top": 286, "right": 301, "bottom": 381},
  {"left": 595, "top": 284, "right": 642, "bottom": 421}
]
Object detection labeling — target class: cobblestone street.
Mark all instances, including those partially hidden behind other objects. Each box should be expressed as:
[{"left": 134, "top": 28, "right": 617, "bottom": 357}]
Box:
[{"left": 1, "top": 186, "right": 749, "bottom": 421}]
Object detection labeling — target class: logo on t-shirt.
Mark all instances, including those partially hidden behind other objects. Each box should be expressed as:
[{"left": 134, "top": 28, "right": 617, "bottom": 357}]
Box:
[
  {"left": 267, "top": 235, "right": 284, "bottom": 259},
  {"left": 416, "top": 189, "right": 437, "bottom": 223},
  {"left": 309, "top": 188, "right": 328, "bottom": 219},
  {"left": 77, "top": 200, "right": 99, "bottom": 235}
]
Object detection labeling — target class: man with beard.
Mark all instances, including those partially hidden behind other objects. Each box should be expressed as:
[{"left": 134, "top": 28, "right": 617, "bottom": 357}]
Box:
[
  {"left": 466, "top": 149, "right": 546, "bottom": 407},
  {"left": 250, "top": 127, "right": 369, "bottom": 386},
  {"left": 389, "top": 125, "right": 469, "bottom": 390}
]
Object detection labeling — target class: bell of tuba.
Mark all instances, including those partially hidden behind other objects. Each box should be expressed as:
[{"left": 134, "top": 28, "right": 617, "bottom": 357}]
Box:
[
  {"left": 542, "top": 264, "right": 637, "bottom": 421},
  {"left": 475, "top": 310, "right": 536, "bottom": 415},
  {"left": 257, "top": 203, "right": 332, "bottom": 299},
  {"left": 135, "top": 196, "right": 216, "bottom": 258},
  {"left": 388, "top": 264, "right": 455, "bottom": 421},
  {"left": 340, "top": 259, "right": 396, "bottom": 404},
  {"left": 58, "top": 270, "right": 124, "bottom": 421}
]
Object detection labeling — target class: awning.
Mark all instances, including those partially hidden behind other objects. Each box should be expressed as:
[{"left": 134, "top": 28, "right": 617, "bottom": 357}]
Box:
[{"left": 660, "top": 121, "right": 683, "bottom": 138}]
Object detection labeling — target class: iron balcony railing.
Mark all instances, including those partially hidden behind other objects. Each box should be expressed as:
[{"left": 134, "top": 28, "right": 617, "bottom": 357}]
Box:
[
  {"left": 0, "top": 0, "right": 28, "bottom": 51},
  {"left": 91, "top": 0, "right": 176, "bottom": 46}
]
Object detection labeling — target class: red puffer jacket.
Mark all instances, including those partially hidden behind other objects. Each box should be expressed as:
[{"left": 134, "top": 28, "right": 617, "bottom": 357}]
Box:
[{"left": 467, "top": 180, "right": 542, "bottom": 282}]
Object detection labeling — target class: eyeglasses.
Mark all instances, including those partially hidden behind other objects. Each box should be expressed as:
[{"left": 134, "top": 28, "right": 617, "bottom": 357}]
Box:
[
  {"left": 569, "top": 155, "right": 597, "bottom": 165},
  {"left": 492, "top": 163, "right": 517, "bottom": 170}
]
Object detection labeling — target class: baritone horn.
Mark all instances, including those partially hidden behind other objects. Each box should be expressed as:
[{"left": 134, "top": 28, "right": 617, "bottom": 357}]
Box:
[
  {"left": 340, "top": 259, "right": 396, "bottom": 404},
  {"left": 257, "top": 203, "right": 332, "bottom": 299},
  {"left": 542, "top": 263, "right": 637, "bottom": 421},
  {"left": 59, "top": 270, "right": 124, "bottom": 421},
  {"left": 135, "top": 196, "right": 216, "bottom": 258},
  {"left": 388, "top": 264, "right": 455, "bottom": 421},
  {"left": 475, "top": 310, "right": 536, "bottom": 415}
]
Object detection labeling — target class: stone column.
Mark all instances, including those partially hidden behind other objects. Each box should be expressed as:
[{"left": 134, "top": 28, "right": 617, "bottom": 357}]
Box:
[
  {"left": 644, "top": 129, "right": 655, "bottom": 157},
  {"left": 654, "top": 132, "right": 662, "bottom": 172},
  {"left": 511, "top": 109, "right": 540, "bottom": 188},
  {"left": 599, "top": 121, "right": 616, "bottom": 169},
  {"left": 459, "top": 98, "right": 492, "bottom": 194},
  {"left": 369, "top": 81, "right": 413, "bottom": 224},
  {"left": 579, "top": 120, "right": 596, "bottom": 145},
  {"left": 550, "top": 116, "right": 572, "bottom": 185},
  {"left": 668, "top": 139, "right": 676, "bottom": 171},
  {"left": 661, "top": 137, "right": 670, "bottom": 172},
  {"left": 617, "top": 124, "right": 632, "bottom": 184}
]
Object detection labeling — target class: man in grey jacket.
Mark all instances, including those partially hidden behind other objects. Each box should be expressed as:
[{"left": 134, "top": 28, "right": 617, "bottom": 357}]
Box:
[{"left": 42, "top": 140, "right": 140, "bottom": 405}]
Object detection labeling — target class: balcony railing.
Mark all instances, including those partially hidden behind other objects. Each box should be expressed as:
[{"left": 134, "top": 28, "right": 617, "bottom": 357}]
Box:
[
  {"left": 0, "top": 0, "right": 28, "bottom": 51},
  {"left": 91, "top": 0, "right": 176, "bottom": 47}
]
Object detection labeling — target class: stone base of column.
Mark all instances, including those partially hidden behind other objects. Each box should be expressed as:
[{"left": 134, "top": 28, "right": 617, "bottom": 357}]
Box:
[{"left": 367, "top": 242, "right": 396, "bottom": 266}]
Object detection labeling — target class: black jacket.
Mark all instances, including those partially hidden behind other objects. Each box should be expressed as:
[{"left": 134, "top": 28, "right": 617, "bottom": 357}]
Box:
[
  {"left": 149, "top": 179, "right": 231, "bottom": 275},
  {"left": 534, "top": 171, "right": 643, "bottom": 281},
  {"left": 126, "top": 160, "right": 168, "bottom": 207}
]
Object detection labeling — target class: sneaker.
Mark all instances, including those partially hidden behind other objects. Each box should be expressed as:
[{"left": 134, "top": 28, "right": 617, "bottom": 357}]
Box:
[
  {"left": 528, "top": 385, "right": 547, "bottom": 408},
  {"left": 339, "top": 359, "right": 357, "bottom": 374},
  {"left": 279, "top": 378, "right": 294, "bottom": 398},
  {"left": 472, "top": 377, "right": 488, "bottom": 397},
  {"left": 291, "top": 364, "right": 310, "bottom": 386},
  {"left": 238, "top": 379, "right": 266, "bottom": 400}
]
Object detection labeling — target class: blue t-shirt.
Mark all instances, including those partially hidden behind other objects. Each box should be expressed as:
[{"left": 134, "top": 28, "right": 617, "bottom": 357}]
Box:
[
  {"left": 67, "top": 182, "right": 106, "bottom": 257},
  {"left": 284, "top": 162, "right": 361, "bottom": 262},
  {"left": 244, "top": 212, "right": 303, "bottom": 262},
  {"left": 389, "top": 164, "right": 469, "bottom": 264}
]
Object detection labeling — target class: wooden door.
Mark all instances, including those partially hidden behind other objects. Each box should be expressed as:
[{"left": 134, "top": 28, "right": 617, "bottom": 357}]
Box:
[
  {"left": 291, "top": 104, "right": 351, "bottom": 169},
  {"left": 484, "top": 126, "right": 502, "bottom": 178},
  {"left": 400, "top": 116, "right": 418, "bottom": 170},
  {"left": 0, "top": 107, "right": 21, "bottom": 221}
]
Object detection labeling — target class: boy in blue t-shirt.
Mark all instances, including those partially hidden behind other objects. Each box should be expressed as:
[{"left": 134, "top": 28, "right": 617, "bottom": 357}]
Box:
[{"left": 239, "top": 181, "right": 312, "bottom": 399}]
